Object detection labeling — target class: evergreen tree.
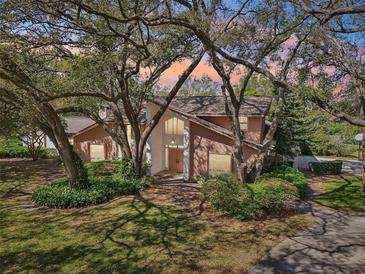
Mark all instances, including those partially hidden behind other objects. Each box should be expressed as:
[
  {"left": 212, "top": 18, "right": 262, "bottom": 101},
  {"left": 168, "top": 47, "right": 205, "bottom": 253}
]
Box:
[{"left": 275, "top": 94, "right": 316, "bottom": 156}]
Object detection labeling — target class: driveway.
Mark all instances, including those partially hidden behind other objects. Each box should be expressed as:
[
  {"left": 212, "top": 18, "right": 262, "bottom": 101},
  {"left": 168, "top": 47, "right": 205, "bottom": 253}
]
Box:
[{"left": 249, "top": 204, "right": 365, "bottom": 274}]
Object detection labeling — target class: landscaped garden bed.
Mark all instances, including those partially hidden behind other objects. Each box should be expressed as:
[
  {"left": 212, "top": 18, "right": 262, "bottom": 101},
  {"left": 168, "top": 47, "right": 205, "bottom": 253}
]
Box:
[
  {"left": 199, "top": 165, "right": 309, "bottom": 220},
  {"left": 0, "top": 159, "right": 315, "bottom": 273},
  {"left": 32, "top": 160, "right": 148, "bottom": 208}
]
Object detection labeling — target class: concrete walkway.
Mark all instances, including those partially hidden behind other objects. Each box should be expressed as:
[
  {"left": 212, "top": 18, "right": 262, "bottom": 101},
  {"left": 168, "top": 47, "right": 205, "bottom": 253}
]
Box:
[{"left": 249, "top": 204, "right": 365, "bottom": 274}]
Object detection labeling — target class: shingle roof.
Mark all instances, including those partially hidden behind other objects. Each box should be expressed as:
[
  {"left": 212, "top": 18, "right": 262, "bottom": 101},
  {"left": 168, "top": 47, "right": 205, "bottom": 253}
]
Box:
[
  {"left": 63, "top": 117, "right": 95, "bottom": 135},
  {"left": 149, "top": 96, "right": 266, "bottom": 149},
  {"left": 164, "top": 96, "right": 272, "bottom": 116}
]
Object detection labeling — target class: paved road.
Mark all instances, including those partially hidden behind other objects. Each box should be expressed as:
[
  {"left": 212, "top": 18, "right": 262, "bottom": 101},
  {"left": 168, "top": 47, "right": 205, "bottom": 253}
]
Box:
[
  {"left": 249, "top": 204, "right": 365, "bottom": 274},
  {"left": 341, "top": 160, "right": 363, "bottom": 174}
]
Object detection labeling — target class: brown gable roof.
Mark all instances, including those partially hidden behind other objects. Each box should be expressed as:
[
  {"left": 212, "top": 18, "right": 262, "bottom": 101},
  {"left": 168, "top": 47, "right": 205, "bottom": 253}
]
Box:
[
  {"left": 63, "top": 116, "right": 95, "bottom": 136},
  {"left": 164, "top": 96, "right": 272, "bottom": 116},
  {"left": 149, "top": 96, "right": 264, "bottom": 150}
]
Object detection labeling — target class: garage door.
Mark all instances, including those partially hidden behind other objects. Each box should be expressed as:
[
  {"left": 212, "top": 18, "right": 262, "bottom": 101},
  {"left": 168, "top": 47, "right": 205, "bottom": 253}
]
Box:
[
  {"left": 209, "top": 153, "right": 231, "bottom": 175},
  {"left": 90, "top": 144, "right": 105, "bottom": 161}
]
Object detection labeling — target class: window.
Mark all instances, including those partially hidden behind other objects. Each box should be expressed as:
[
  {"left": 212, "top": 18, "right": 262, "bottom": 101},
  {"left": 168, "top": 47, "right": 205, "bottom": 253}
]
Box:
[
  {"left": 165, "top": 117, "right": 184, "bottom": 135},
  {"left": 239, "top": 116, "right": 248, "bottom": 130},
  {"left": 90, "top": 144, "right": 105, "bottom": 161},
  {"left": 209, "top": 153, "right": 231, "bottom": 174}
]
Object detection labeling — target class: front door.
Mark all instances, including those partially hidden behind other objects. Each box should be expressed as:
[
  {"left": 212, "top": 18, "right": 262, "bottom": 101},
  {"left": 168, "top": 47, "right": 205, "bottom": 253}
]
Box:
[{"left": 168, "top": 148, "right": 183, "bottom": 173}]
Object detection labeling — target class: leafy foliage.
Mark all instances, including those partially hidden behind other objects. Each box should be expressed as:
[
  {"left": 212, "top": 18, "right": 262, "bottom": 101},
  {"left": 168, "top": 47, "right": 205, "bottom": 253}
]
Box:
[
  {"left": 85, "top": 159, "right": 149, "bottom": 178},
  {"left": 258, "top": 164, "right": 309, "bottom": 199},
  {"left": 201, "top": 173, "right": 297, "bottom": 220},
  {"left": 275, "top": 95, "right": 359, "bottom": 157},
  {"left": 32, "top": 176, "right": 145, "bottom": 208},
  {"left": 311, "top": 161, "right": 343, "bottom": 176},
  {"left": 0, "top": 139, "right": 48, "bottom": 158}
]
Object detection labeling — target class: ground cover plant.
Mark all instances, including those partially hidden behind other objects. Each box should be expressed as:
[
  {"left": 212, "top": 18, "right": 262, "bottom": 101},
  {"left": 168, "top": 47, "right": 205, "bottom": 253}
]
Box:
[
  {"left": 33, "top": 160, "right": 148, "bottom": 208},
  {"left": 200, "top": 173, "right": 298, "bottom": 220},
  {"left": 0, "top": 159, "right": 314, "bottom": 274},
  {"left": 32, "top": 176, "right": 145, "bottom": 208},
  {"left": 315, "top": 176, "right": 365, "bottom": 212}
]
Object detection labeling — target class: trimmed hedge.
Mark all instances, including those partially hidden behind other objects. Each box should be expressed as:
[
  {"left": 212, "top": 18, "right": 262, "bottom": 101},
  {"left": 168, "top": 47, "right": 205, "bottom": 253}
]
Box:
[
  {"left": 310, "top": 161, "right": 343, "bottom": 176},
  {"left": 258, "top": 164, "right": 309, "bottom": 199},
  {"left": 32, "top": 176, "right": 145, "bottom": 208},
  {"left": 201, "top": 173, "right": 297, "bottom": 220}
]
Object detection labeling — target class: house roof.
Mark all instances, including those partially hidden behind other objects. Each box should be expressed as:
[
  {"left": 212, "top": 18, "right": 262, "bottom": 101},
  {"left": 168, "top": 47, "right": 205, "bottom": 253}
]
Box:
[
  {"left": 63, "top": 116, "right": 95, "bottom": 136},
  {"left": 161, "top": 96, "right": 272, "bottom": 116},
  {"left": 150, "top": 96, "right": 265, "bottom": 150}
]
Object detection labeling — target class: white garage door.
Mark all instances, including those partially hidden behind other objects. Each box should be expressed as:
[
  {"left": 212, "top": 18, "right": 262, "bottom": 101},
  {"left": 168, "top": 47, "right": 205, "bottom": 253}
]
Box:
[
  {"left": 90, "top": 144, "right": 105, "bottom": 161},
  {"left": 209, "top": 153, "right": 231, "bottom": 175}
]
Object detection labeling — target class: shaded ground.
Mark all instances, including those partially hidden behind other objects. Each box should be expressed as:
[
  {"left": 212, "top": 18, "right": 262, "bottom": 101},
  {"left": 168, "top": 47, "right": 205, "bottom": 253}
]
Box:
[
  {"left": 0, "top": 159, "right": 313, "bottom": 274},
  {"left": 249, "top": 205, "right": 365, "bottom": 274},
  {"left": 313, "top": 176, "right": 365, "bottom": 212},
  {"left": 250, "top": 175, "right": 365, "bottom": 274}
]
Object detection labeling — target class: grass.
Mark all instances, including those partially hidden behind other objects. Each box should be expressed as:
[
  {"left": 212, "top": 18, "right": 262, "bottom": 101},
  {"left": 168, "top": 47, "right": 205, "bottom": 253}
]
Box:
[
  {"left": 0, "top": 159, "right": 314, "bottom": 273},
  {"left": 315, "top": 176, "right": 365, "bottom": 212}
]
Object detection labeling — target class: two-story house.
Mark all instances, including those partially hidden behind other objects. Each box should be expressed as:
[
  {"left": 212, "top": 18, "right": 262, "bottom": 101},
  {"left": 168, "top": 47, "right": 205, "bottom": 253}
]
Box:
[{"left": 71, "top": 96, "right": 272, "bottom": 180}]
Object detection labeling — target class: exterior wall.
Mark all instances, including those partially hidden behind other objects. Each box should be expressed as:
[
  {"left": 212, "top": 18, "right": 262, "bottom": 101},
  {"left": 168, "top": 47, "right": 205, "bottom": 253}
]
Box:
[
  {"left": 190, "top": 122, "right": 233, "bottom": 177},
  {"left": 73, "top": 125, "right": 113, "bottom": 162},
  {"left": 246, "top": 116, "right": 265, "bottom": 143},
  {"left": 202, "top": 116, "right": 231, "bottom": 130},
  {"left": 189, "top": 122, "right": 258, "bottom": 177},
  {"left": 201, "top": 115, "right": 265, "bottom": 143},
  {"left": 147, "top": 103, "right": 189, "bottom": 176},
  {"left": 147, "top": 104, "right": 165, "bottom": 174}
]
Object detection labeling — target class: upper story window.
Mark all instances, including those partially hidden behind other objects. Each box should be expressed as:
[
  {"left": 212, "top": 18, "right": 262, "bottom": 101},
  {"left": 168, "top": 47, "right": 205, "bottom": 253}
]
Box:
[
  {"left": 239, "top": 116, "right": 248, "bottom": 130},
  {"left": 165, "top": 117, "right": 184, "bottom": 135}
]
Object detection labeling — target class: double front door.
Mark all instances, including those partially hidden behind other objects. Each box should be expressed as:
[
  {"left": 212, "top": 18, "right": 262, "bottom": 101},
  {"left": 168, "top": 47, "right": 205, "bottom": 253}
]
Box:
[{"left": 168, "top": 148, "right": 183, "bottom": 173}]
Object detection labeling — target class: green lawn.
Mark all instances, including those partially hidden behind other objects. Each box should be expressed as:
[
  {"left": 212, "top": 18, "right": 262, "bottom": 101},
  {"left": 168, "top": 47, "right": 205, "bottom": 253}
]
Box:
[
  {"left": 0, "top": 160, "right": 314, "bottom": 273},
  {"left": 315, "top": 176, "right": 365, "bottom": 212}
]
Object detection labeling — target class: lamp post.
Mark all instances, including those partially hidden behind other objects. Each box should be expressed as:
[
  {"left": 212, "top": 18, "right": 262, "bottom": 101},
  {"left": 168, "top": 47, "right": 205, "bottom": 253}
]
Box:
[{"left": 355, "top": 133, "right": 363, "bottom": 161}]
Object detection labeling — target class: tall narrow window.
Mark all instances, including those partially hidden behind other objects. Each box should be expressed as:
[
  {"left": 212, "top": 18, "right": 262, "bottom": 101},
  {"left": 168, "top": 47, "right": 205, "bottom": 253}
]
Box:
[
  {"left": 165, "top": 117, "right": 184, "bottom": 135},
  {"left": 239, "top": 116, "right": 248, "bottom": 130}
]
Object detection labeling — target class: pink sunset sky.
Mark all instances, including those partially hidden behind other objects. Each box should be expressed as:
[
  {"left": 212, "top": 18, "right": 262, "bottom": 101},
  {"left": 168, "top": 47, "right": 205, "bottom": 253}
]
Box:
[{"left": 158, "top": 57, "right": 279, "bottom": 87}]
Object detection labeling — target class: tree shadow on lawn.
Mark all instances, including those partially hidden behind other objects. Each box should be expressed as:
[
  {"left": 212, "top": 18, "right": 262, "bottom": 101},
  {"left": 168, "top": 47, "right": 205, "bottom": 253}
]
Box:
[
  {"left": 0, "top": 191, "right": 210, "bottom": 273},
  {"left": 0, "top": 159, "right": 313, "bottom": 273},
  {"left": 312, "top": 176, "right": 365, "bottom": 212}
]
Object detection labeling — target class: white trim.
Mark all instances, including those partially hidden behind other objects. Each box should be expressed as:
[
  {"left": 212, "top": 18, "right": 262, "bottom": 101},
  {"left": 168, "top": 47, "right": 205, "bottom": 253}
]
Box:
[{"left": 183, "top": 120, "right": 190, "bottom": 180}]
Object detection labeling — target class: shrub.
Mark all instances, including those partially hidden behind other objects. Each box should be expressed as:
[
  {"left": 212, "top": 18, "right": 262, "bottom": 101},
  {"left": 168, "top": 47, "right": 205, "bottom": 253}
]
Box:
[
  {"left": 85, "top": 159, "right": 150, "bottom": 178},
  {"left": 201, "top": 175, "right": 297, "bottom": 220},
  {"left": 258, "top": 164, "right": 309, "bottom": 199},
  {"left": 84, "top": 160, "right": 123, "bottom": 176},
  {"left": 0, "top": 139, "right": 49, "bottom": 158},
  {"left": 32, "top": 176, "right": 145, "bottom": 208},
  {"left": 311, "top": 161, "right": 343, "bottom": 176}
]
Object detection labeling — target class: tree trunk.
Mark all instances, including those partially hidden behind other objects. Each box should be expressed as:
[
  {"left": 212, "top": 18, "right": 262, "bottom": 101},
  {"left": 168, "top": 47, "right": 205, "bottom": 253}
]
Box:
[
  {"left": 232, "top": 113, "right": 247, "bottom": 183},
  {"left": 246, "top": 87, "right": 286, "bottom": 181},
  {"left": 362, "top": 127, "right": 365, "bottom": 196},
  {"left": 132, "top": 122, "right": 144, "bottom": 178},
  {"left": 38, "top": 103, "right": 88, "bottom": 188},
  {"left": 359, "top": 95, "right": 365, "bottom": 195}
]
